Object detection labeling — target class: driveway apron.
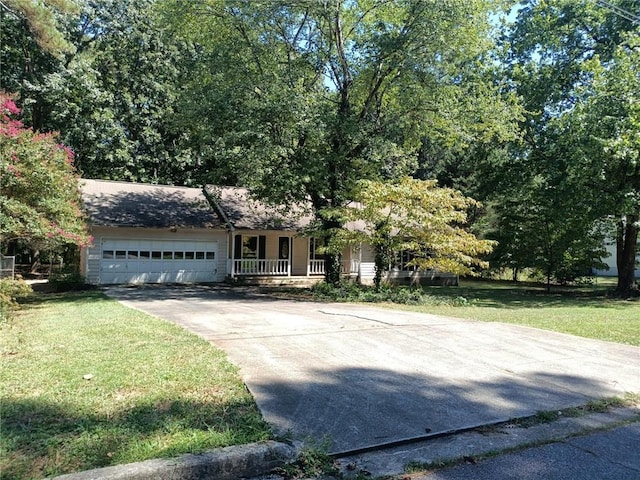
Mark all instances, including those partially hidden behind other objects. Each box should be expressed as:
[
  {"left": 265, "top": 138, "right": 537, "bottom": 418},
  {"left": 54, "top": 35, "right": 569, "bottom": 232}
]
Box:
[{"left": 105, "top": 285, "right": 640, "bottom": 454}]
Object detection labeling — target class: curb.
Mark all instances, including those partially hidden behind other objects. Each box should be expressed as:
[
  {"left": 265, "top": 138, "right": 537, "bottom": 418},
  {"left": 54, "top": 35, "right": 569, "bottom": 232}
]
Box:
[
  {"left": 335, "top": 405, "right": 640, "bottom": 478},
  {"left": 49, "top": 441, "right": 297, "bottom": 480}
]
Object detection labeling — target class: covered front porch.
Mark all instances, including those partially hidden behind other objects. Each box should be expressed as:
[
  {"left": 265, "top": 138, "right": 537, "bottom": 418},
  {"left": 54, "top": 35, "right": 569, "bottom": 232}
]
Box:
[{"left": 227, "top": 232, "right": 360, "bottom": 279}]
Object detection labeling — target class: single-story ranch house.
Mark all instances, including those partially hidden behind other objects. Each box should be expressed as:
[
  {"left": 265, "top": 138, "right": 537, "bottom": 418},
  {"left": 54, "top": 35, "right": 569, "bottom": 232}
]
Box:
[{"left": 80, "top": 179, "right": 458, "bottom": 286}]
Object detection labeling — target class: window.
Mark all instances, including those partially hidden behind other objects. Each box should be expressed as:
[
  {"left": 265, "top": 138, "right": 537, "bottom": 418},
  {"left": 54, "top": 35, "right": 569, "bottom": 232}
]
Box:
[
  {"left": 174, "top": 251, "right": 184, "bottom": 260},
  {"left": 152, "top": 251, "right": 162, "bottom": 259},
  {"left": 195, "top": 251, "right": 205, "bottom": 260},
  {"left": 116, "top": 250, "right": 127, "bottom": 259},
  {"left": 309, "top": 238, "right": 326, "bottom": 260},
  {"left": 205, "top": 252, "right": 215, "bottom": 260},
  {"left": 234, "top": 235, "right": 265, "bottom": 259},
  {"left": 102, "top": 250, "right": 114, "bottom": 259},
  {"left": 394, "top": 250, "right": 434, "bottom": 271},
  {"left": 163, "top": 251, "right": 173, "bottom": 260},
  {"left": 242, "top": 236, "right": 258, "bottom": 259},
  {"left": 139, "top": 251, "right": 150, "bottom": 259},
  {"left": 127, "top": 251, "right": 138, "bottom": 259},
  {"left": 185, "top": 251, "right": 195, "bottom": 260},
  {"left": 397, "top": 251, "right": 417, "bottom": 271}
]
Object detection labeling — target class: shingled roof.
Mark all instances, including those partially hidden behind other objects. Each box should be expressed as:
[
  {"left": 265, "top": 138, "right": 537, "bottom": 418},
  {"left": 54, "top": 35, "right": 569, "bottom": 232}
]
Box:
[
  {"left": 81, "top": 179, "right": 223, "bottom": 229},
  {"left": 80, "top": 179, "right": 314, "bottom": 231},
  {"left": 204, "top": 185, "right": 313, "bottom": 231}
]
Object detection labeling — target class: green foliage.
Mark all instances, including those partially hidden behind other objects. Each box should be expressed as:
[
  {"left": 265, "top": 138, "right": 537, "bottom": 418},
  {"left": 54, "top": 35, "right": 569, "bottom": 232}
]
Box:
[
  {"left": 0, "top": 92, "right": 90, "bottom": 250},
  {"left": 48, "top": 270, "right": 88, "bottom": 292},
  {"left": 160, "top": 0, "right": 521, "bottom": 283},
  {"left": 0, "top": 278, "right": 32, "bottom": 322},
  {"left": 2, "top": 0, "right": 78, "bottom": 56},
  {"left": 2, "top": 0, "right": 200, "bottom": 185},
  {"left": 484, "top": 1, "right": 640, "bottom": 291},
  {"left": 338, "top": 177, "right": 495, "bottom": 288},
  {"left": 483, "top": 190, "right": 609, "bottom": 286},
  {"left": 275, "top": 446, "right": 339, "bottom": 479},
  {"left": 561, "top": 32, "right": 640, "bottom": 293},
  {"left": 311, "top": 281, "right": 469, "bottom": 307}
]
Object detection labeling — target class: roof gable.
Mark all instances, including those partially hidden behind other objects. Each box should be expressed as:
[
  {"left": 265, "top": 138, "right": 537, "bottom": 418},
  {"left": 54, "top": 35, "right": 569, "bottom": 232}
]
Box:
[{"left": 205, "top": 185, "right": 313, "bottom": 231}]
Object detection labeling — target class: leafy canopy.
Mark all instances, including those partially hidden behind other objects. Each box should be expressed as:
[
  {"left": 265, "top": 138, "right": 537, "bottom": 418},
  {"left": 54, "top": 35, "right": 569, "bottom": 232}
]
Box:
[
  {"left": 484, "top": 0, "right": 639, "bottom": 289},
  {"left": 0, "top": 92, "right": 90, "bottom": 249},
  {"left": 161, "top": 0, "right": 521, "bottom": 204},
  {"left": 161, "top": 0, "right": 521, "bottom": 283},
  {"left": 338, "top": 177, "right": 495, "bottom": 287}
]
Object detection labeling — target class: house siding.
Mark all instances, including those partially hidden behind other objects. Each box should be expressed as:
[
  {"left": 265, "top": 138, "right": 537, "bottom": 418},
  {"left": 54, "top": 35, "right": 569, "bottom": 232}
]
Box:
[
  {"left": 292, "top": 236, "right": 309, "bottom": 276},
  {"left": 358, "top": 243, "right": 377, "bottom": 284}
]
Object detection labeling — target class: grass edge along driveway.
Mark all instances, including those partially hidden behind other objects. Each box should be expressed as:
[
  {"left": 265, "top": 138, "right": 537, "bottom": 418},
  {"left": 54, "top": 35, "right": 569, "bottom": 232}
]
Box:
[
  {"left": 0, "top": 291, "right": 271, "bottom": 480},
  {"left": 355, "top": 279, "right": 640, "bottom": 347}
]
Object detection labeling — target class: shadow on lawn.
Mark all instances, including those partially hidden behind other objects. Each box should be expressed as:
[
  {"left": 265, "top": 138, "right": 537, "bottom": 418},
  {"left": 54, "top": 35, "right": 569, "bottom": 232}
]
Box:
[
  {"left": 424, "top": 280, "right": 632, "bottom": 310},
  {"left": 27, "top": 280, "right": 636, "bottom": 313},
  {"left": 1, "top": 395, "right": 268, "bottom": 479},
  {"left": 20, "top": 290, "right": 110, "bottom": 307},
  {"left": 3, "top": 367, "right": 628, "bottom": 478},
  {"left": 102, "top": 283, "right": 298, "bottom": 304}
]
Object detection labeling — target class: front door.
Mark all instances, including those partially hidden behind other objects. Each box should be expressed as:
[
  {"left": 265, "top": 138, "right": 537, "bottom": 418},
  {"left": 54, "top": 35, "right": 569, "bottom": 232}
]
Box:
[{"left": 278, "top": 237, "right": 290, "bottom": 260}]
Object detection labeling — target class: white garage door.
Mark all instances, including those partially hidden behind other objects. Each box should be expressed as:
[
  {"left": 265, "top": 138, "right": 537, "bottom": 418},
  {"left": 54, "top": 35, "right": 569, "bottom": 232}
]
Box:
[{"left": 100, "top": 239, "right": 218, "bottom": 284}]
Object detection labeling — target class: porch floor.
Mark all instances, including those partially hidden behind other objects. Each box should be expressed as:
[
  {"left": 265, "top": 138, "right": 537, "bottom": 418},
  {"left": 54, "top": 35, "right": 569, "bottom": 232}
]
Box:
[{"left": 226, "top": 275, "right": 325, "bottom": 288}]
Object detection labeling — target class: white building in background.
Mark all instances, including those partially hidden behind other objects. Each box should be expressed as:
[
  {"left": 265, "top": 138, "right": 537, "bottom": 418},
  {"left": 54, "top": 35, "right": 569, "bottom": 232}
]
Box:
[{"left": 593, "top": 239, "right": 640, "bottom": 277}]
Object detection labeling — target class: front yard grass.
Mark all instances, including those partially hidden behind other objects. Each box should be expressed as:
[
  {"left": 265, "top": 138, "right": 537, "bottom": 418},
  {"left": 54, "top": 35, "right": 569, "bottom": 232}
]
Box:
[
  {"left": 395, "top": 279, "right": 640, "bottom": 346},
  {"left": 303, "top": 277, "right": 639, "bottom": 346},
  {"left": 0, "top": 291, "right": 271, "bottom": 480}
]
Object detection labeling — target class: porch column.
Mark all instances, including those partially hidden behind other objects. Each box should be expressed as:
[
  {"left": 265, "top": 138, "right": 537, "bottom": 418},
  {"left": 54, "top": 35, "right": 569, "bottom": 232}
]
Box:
[
  {"left": 288, "top": 236, "right": 292, "bottom": 277},
  {"left": 230, "top": 232, "right": 236, "bottom": 278},
  {"left": 306, "top": 237, "right": 310, "bottom": 276}
]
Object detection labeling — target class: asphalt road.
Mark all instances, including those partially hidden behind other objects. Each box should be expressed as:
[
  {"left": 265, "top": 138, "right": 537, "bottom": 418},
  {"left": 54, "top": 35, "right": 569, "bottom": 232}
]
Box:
[
  {"left": 105, "top": 284, "right": 640, "bottom": 455},
  {"left": 415, "top": 422, "right": 640, "bottom": 480}
]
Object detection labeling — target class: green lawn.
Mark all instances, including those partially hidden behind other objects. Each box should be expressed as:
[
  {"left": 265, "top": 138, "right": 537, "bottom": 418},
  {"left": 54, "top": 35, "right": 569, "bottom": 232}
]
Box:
[
  {"left": 394, "top": 279, "right": 640, "bottom": 346},
  {"left": 0, "top": 291, "right": 271, "bottom": 480}
]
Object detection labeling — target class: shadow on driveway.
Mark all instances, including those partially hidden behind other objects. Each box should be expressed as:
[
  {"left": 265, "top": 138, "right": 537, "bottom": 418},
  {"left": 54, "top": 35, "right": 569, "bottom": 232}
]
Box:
[{"left": 105, "top": 284, "right": 640, "bottom": 454}]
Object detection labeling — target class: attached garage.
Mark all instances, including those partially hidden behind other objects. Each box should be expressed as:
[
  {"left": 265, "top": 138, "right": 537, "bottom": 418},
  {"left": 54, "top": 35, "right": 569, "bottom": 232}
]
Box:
[
  {"left": 99, "top": 239, "right": 218, "bottom": 284},
  {"left": 81, "top": 180, "right": 228, "bottom": 285}
]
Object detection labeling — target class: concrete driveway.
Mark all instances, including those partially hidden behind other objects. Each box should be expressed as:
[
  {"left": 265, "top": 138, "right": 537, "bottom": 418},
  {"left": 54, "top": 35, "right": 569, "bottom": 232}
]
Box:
[{"left": 105, "top": 285, "right": 640, "bottom": 454}]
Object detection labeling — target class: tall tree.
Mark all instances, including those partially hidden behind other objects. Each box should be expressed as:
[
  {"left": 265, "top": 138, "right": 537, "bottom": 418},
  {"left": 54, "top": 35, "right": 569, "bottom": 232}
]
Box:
[
  {"left": 45, "top": 0, "right": 199, "bottom": 184},
  {"left": 1, "top": 0, "right": 77, "bottom": 55},
  {"left": 1, "top": 0, "right": 199, "bottom": 185},
  {"left": 559, "top": 33, "right": 640, "bottom": 294},
  {"left": 162, "top": 0, "right": 521, "bottom": 283},
  {"left": 498, "top": 0, "right": 639, "bottom": 292},
  {"left": 0, "top": 92, "right": 90, "bottom": 249}
]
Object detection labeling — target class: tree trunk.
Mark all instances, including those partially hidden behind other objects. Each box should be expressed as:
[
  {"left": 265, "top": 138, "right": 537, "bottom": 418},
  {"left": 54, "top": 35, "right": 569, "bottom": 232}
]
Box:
[
  {"left": 324, "top": 253, "right": 342, "bottom": 286},
  {"left": 373, "top": 251, "right": 385, "bottom": 291},
  {"left": 320, "top": 216, "right": 343, "bottom": 286},
  {"left": 29, "top": 249, "right": 41, "bottom": 275},
  {"left": 616, "top": 215, "right": 639, "bottom": 296}
]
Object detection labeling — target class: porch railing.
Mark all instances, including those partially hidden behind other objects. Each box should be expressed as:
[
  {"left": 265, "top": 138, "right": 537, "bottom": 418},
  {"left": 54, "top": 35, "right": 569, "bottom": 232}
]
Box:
[
  {"left": 344, "top": 259, "right": 360, "bottom": 275},
  {"left": 232, "top": 259, "right": 289, "bottom": 276},
  {"left": 308, "top": 259, "right": 325, "bottom": 275},
  {"left": 230, "top": 258, "right": 361, "bottom": 277},
  {"left": 308, "top": 259, "right": 360, "bottom": 276}
]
